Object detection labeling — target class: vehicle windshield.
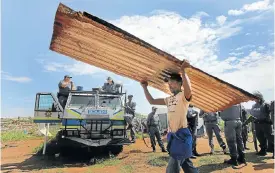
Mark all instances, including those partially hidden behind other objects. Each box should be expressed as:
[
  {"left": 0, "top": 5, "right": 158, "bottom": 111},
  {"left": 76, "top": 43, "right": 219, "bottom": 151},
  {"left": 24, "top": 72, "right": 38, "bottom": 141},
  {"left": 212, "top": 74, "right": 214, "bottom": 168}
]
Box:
[
  {"left": 99, "top": 95, "right": 121, "bottom": 110},
  {"left": 68, "top": 95, "right": 95, "bottom": 108}
]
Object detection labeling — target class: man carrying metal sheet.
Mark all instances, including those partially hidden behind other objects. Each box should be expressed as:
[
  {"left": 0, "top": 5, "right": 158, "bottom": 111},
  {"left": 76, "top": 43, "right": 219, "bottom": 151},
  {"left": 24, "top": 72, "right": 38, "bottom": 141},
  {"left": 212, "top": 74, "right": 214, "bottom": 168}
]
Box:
[
  {"left": 146, "top": 106, "right": 167, "bottom": 152},
  {"left": 199, "top": 110, "right": 227, "bottom": 155},
  {"left": 250, "top": 91, "right": 274, "bottom": 157},
  {"left": 58, "top": 75, "right": 75, "bottom": 108},
  {"left": 187, "top": 105, "right": 200, "bottom": 158},
  {"left": 141, "top": 60, "right": 198, "bottom": 173},
  {"left": 124, "top": 95, "right": 137, "bottom": 143},
  {"left": 220, "top": 104, "right": 246, "bottom": 166}
]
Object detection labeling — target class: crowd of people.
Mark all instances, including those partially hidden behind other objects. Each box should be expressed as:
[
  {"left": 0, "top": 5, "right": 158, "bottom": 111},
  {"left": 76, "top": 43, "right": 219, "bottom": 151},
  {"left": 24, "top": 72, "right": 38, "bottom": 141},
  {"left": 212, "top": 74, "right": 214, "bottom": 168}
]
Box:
[
  {"left": 140, "top": 60, "right": 274, "bottom": 173},
  {"left": 57, "top": 59, "right": 274, "bottom": 172}
]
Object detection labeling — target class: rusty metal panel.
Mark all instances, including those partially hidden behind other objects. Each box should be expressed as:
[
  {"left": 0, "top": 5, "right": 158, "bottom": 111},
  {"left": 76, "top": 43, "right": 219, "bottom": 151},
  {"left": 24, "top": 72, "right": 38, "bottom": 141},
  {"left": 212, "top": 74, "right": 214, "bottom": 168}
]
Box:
[{"left": 49, "top": 3, "right": 258, "bottom": 112}]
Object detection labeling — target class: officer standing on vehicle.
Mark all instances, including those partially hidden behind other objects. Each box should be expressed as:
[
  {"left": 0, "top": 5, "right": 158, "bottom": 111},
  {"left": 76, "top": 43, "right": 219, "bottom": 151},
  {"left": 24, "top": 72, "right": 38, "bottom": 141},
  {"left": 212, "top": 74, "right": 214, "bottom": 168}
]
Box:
[
  {"left": 187, "top": 105, "right": 200, "bottom": 158},
  {"left": 199, "top": 110, "right": 227, "bottom": 154},
  {"left": 220, "top": 104, "right": 246, "bottom": 166},
  {"left": 124, "top": 95, "right": 137, "bottom": 143},
  {"left": 147, "top": 106, "right": 167, "bottom": 152},
  {"left": 251, "top": 91, "right": 274, "bottom": 157},
  {"left": 58, "top": 75, "right": 75, "bottom": 108},
  {"left": 102, "top": 77, "right": 121, "bottom": 93}
]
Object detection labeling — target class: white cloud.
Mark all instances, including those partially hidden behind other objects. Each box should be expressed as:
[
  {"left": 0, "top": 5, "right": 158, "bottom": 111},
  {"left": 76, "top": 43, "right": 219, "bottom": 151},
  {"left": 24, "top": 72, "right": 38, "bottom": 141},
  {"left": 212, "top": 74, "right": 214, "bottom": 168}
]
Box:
[
  {"left": 193, "top": 11, "right": 210, "bottom": 18},
  {"left": 228, "top": 0, "right": 273, "bottom": 16},
  {"left": 245, "top": 33, "right": 251, "bottom": 36},
  {"left": 228, "top": 9, "right": 245, "bottom": 16},
  {"left": 229, "top": 52, "right": 244, "bottom": 56},
  {"left": 258, "top": 46, "right": 265, "bottom": 50},
  {"left": 235, "top": 44, "right": 256, "bottom": 51},
  {"left": 216, "top": 15, "right": 227, "bottom": 25},
  {"left": 38, "top": 60, "right": 104, "bottom": 76},
  {"left": 1, "top": 71, "right": 32, "bottom": 83},
  {"left": 111, "top": 11, "right": 242, "bottom": 65}
]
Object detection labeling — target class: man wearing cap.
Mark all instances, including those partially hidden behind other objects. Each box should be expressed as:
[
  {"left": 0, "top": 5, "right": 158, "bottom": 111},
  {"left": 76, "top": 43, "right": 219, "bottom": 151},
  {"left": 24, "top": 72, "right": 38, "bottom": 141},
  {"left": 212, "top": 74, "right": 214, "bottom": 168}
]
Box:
[
  {"left": 58, "top": 75, "right": 75, "bottom": 108},
  {"left": 147, "top": 106, "right": 167, "bottom": 152},
  {"left": 140, "top": 60, "right": 198, "bottom": 173},
  {"left": 199, "top": 110, "right": 227, "bottom": 155},
  {"left": 102, "top": 77, "right": 121, "bottom": 93},
  {"left": 124, "top": 95, "right": 137, "bottom": 143}
]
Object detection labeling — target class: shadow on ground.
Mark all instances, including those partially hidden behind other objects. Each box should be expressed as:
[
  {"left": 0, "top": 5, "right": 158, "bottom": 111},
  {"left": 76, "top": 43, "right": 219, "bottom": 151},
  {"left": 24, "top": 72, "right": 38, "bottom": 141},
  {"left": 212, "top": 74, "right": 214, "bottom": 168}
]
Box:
[{"left": 253, "top": 163, "right": 274, "bottom": 170}]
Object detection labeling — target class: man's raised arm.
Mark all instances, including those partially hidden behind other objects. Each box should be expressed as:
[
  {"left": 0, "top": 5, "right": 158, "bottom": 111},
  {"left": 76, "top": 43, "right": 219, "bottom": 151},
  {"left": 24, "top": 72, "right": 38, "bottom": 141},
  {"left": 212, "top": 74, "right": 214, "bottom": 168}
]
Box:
[
  {"left": 180, "top": 60, "right": 192, "bottom": 100},
  {"left": 140, "top": 81, "right": 166, "bottom": 105}
]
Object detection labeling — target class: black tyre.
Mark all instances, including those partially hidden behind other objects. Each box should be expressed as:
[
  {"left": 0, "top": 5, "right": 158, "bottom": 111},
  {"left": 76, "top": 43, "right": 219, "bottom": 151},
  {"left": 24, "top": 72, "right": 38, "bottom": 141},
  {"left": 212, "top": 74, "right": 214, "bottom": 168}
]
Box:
[{"left": 107, "top": 145, "right": 123, "bottom": 155}]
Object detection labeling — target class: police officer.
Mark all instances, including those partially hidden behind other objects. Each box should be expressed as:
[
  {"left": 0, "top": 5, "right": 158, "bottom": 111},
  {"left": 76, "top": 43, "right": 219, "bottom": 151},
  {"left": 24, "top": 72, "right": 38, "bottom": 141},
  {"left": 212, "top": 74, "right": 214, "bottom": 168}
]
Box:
[
  {"left": 124, "top": 95, "right": 136, "bottom": 143},
  {"left": 270, "top": 100, "right": 274, "bottom": 129},
  {"left": 102, "top": 77, "right": 121, "bottom": 93},
  {"left": 58, "top": 75, "right": 75, "bottom": 108},
  {"left": 187, "top": 105, "right": 200, "bottom": 158},
  {"left": 270, "top": 101, "right": 274, "bottom": 158},
  {"left": 220, "top": 104, "right": 246, "bottom": 166},
  {"left": 251, "top": 91, "right": 274, "bottom": 156},
  {"left": 199, "top": 110, "right": 227, "bottom": 154},
  {"left": 147, "top": 106, "right": 167, "bottom": 152},
  {"left": 240, "top": 105, "right": 249, "bottom": 150}
]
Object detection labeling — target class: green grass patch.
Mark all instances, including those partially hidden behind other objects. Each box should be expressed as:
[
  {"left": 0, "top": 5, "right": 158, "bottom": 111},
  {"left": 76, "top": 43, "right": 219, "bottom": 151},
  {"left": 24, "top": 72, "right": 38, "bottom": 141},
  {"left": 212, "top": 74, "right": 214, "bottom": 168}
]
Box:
[
  {"left": 55, "top": 168, "right": 64, "bottom": 173},
  {"left": 196, "top": 154, "right": 229, "bottom": 173},
  {"left": 198, "top": 154, "right": 225, "bottom": 166},
  {"left": 134, "top": 132, "right": 149, "bottom": 139},
  {"left": 91, "top": 158, "right": 121, "bottom": 168},
  {"left": 32, "top": 142, "right": 44, "bottom": 153},
  {"left": 147, "top": 153, "right": 169, "bottom": 167},
  {"left": 120, "top": 165, "right": 134, "bottom": 173},
  {"left": 218, "top": 121, "right": 224, "bottom": 132},
  {"left": 1, "top": 130, "right": 40, "bottom": 142}
]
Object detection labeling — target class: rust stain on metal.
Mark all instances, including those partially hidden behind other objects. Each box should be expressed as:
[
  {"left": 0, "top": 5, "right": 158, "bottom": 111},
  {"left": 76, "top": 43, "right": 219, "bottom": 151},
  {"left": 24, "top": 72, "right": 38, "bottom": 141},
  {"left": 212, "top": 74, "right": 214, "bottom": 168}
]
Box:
[{"left": 49, "top": 3, "right": 258, "bottom": 112}]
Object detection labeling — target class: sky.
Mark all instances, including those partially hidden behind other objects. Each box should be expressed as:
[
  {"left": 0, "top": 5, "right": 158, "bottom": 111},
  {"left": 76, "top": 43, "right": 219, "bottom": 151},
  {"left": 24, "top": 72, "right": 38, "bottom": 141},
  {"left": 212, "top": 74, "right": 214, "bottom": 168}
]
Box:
[{"left": 1, "top": 0, "right": 274, "bottom": 117}]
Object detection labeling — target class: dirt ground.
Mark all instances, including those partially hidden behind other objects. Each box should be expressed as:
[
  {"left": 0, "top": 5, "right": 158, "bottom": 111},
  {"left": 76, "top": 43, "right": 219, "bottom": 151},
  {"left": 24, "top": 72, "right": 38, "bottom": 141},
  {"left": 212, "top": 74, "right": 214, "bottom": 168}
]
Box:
[{"left": 1, "top": 136, "right": 274, "bottom": 173}]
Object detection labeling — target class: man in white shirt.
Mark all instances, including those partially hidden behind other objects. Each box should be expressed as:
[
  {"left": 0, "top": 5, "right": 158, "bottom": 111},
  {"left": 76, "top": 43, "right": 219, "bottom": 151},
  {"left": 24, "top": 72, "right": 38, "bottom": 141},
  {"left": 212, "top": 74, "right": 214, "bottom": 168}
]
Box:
[{"left": 141, "top": 60, "right": 198, "bottom": 173}]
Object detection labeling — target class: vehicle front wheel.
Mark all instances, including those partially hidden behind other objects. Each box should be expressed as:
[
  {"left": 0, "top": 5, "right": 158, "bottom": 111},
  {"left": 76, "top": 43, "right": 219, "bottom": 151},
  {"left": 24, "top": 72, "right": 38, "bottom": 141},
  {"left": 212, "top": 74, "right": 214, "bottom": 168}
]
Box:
[{"left": 107, "top": 145, "right": 123, "bottom": 155}]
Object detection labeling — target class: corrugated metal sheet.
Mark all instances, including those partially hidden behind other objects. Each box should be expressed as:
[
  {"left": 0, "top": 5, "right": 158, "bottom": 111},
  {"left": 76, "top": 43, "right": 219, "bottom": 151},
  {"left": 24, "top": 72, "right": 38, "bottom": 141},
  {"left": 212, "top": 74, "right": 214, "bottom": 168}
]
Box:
[{"left": 49, "top": 3, "right": 258, "bottom": 112}]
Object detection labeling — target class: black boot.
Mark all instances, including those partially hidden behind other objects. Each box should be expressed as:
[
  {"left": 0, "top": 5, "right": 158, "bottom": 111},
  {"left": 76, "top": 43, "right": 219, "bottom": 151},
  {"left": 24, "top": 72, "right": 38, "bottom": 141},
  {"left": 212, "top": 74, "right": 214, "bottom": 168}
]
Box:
[
  {"left": 222, "top": 145, "right": 227, "bottom": 154},
  {"left": 237, "top": 154, "right": 246, "bottom": 164},
  {"left": 266, "top": 147, "right": 273, "bottom": 153},
  {"left": 256, "top": 149, "right": 267, "bottom": 156},
  {"left": 161, "top": 147, "right": 167, "bottom": 153},
  {"left": 190, "top": 155, "right": 197, "bottom": 159},
  {"left": 193, "top": 148, "right": 201, "bottom": 156},
  {"left": 224, "top": 157, "right": 238, "bottom": 166},
  {"left": 152, "top": 147, "right": 156, "bottom": 152}
]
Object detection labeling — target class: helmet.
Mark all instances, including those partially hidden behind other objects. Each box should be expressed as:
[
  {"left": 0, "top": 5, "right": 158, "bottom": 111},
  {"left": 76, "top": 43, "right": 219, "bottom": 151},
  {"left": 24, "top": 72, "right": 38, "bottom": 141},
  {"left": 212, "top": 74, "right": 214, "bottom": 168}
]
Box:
[{"left": 253, "top": 91, "right": 264, "bottom": 103}]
